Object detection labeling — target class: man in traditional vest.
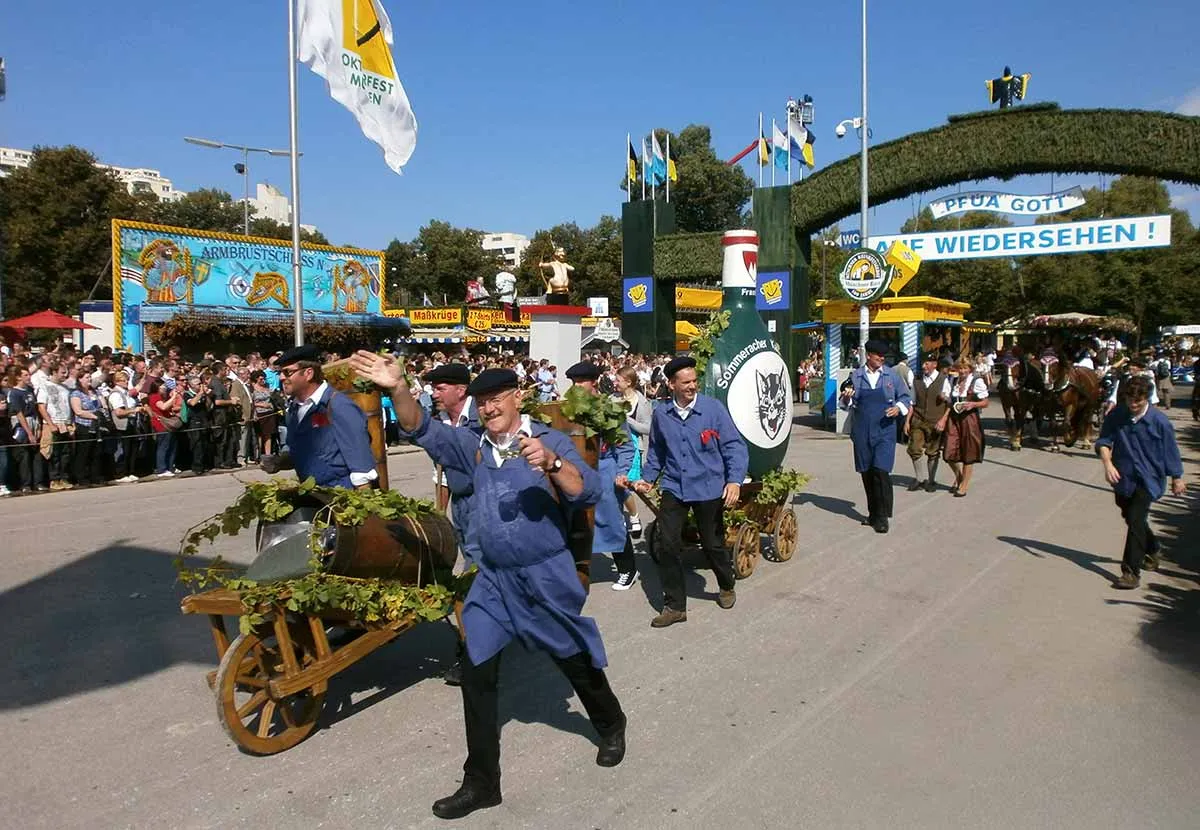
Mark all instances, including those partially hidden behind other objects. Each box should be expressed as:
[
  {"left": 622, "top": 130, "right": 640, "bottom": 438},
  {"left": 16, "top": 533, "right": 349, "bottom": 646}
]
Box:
[{"left": 904, "top": 351, "right": 947, "bottom": 492}]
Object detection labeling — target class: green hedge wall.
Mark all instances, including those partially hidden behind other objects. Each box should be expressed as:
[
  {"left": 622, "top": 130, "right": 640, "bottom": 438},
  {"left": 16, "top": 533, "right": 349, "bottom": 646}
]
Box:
[
  {"left": 789, "top": 107, "right": 1200, "bottom": 234},
  {"left": 653, "top": 231, "right": 723, "bottom": 280}
]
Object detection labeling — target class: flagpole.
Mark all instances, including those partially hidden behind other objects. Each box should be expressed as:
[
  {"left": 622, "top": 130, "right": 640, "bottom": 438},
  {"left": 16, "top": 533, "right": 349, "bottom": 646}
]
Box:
[
  {"left": 757, "top": 112, "right": 763, "bottom": 188},
  {"left": 665, "top": 132, "right": 670, "bottom": 203},
  {"left": 786, "top": 113, "right": 792, "bottom": 186},
  {"left": 771, "top": 119, "right": 777, "bottom": 188},
  {"left": 641, "top": 137, "right": 646, "bottom": 201},
  {"left": 626, "top": 133, "right": 631, "bottom": 203},
  {"left": 287, "top": 0, "right": 304, "bottom": 346}
]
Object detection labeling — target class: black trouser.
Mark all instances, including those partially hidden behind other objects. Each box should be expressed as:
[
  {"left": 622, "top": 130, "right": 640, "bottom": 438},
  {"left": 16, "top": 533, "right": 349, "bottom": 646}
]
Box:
[
  {"left": 1116, "top": 487, "right": 1159, "bottom": 578},
  {"left": 657, "top": 491, "right": 735, "bottom": 612},
  {"left": 49, "top": 429, "right": 72, "bottom": 482},
  {"left": 117, "top": 428, "right": 139, "bottom": 478},
  {"left": 612, "top": 536, "right": 637, "bottom": 576},
  {"left": 10, "top": 443, "right": 45, "bottom": 491},
  {"left": 460, "top": 648, "right": 623, "bottom": 792},
  {"left": 213, "top": 413, "right": 238, "bottom": 467},
  {"left": 71, "top": 424, "right": 103, "bottom": 485},
  {"left": 189, "top": 417, "right": 212, "bottom": 472},
  {"left": 860, "top": 468, "right": 894, "bottom": 523}
]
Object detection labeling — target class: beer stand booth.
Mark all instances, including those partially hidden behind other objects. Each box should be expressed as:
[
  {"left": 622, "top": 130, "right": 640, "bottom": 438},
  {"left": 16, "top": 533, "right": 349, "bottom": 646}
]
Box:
[{"left": 813, "top": 295, "right": 974, "bottom": 428}]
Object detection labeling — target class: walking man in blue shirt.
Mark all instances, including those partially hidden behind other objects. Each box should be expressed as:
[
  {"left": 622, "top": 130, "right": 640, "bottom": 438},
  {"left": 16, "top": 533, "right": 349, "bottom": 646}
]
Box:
[
  {"left": 350, "top": 352, "right": 627, "bottom": 820},
  {"left": 1094, "top": 376, "right": 1186, "bottom": 589},
  {"left": 626, "top": 356, "right": 749, "bottom": 628}
]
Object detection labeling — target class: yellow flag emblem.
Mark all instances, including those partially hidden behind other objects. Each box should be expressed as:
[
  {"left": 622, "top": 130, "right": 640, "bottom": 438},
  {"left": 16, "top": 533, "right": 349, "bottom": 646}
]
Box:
[
  {"left": 343, "top": 0, "right": 396, "bottom": 79},
  {"left": 760, "top": 278, "right": 784, "bottom": 305},
  {"left": 627, "top": 282, "right": 648, "bottom": 308}
]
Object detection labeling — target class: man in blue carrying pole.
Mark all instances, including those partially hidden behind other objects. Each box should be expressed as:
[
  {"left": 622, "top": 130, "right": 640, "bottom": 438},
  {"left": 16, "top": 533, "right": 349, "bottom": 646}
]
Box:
[
  {"left": 260, "top": 345, "right": 378, "bottom": 489},
  {"left": 350, "top": 351, "right": 627, "bottom": 820},
  {"left": 565, "top": 361, "right": 639, "bottom": 589},
  {"left": 840, "top": 340, "right": 912, "bottom": 534},
  {"left": 625, "top": 356, "right": 749, "bottom": 628}
]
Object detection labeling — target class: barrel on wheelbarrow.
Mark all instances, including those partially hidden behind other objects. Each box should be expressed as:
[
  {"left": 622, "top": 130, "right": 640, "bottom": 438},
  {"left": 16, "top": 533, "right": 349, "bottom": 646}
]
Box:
[{"left": 538, "top": 400, "right": 597, "bottom": 592}]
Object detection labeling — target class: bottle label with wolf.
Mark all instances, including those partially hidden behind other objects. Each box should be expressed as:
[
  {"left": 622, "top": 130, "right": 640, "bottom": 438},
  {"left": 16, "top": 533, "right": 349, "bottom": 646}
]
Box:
[{"left": 704, "top": 230, "right": 793, "bottom": 478}]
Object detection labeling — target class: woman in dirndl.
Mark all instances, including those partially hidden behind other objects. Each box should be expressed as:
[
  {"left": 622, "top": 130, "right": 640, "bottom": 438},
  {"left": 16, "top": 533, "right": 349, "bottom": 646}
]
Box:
[{"left": 937, "top": 355, "right": 989, "bottom": 497}]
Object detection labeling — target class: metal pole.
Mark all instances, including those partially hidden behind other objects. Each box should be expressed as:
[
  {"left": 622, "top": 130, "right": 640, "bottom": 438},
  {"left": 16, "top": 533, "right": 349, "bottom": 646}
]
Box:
[
  {"left": 242, "top": 147, "right": 250, "bottom": 236},
  {"left": 287, "top": 0, "right": 304, "bottom": 346},
  {"left": 858, "top": 0, "right": 870, "bottom": 364}
]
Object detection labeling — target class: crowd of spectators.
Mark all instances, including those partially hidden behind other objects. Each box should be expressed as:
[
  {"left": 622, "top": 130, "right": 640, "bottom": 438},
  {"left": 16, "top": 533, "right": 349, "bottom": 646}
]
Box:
[{"left": 0, "top": 340, "right": 290, "bottom": 496}]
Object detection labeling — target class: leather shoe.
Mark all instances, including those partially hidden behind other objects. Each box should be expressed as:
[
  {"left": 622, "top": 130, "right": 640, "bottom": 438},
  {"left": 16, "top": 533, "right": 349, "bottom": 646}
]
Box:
[
  {"left": 1112, "top": 573, "right": 1140, "bottom": 590},
  {"left": 444, "top": 642, "right": 465, "bottom": 686},
  {"left": 1142, "top": 555, "right": 1160, "bottom": 572},
  {"left": 432, "top": 784, "right": 502, "bottom": 820},
  {"left": 907, "top": 480, "right": 923, "bottom": 492},
  {"left": 717, "top": 589, "right": 736, "bottom": 609},
  {"left": 873, "top": 519, "right": 889, "bottom": 534},
  {"left": 650, "top": 608, "right": 687, "bottom": 628},
  {"left": 924, "top": 480, "right": 937, "bottom": 493},
  {"left": 596, "top": 714, "right": 627, "bottom": 767}
]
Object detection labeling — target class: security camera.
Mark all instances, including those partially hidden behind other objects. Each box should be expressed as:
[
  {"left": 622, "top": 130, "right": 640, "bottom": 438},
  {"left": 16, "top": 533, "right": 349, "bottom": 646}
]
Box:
[{"left": 835, "top": 123, "right": 847, "bottom": 138}]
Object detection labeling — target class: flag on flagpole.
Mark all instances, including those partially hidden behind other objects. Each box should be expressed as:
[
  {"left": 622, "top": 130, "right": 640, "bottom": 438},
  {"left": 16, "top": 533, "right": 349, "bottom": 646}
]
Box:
[
  {"left": 757, "top": 112, "right": 766, "bottom": 187},
  {"left": 297, "top": 0, "right": 418, "bottom": 173},
  {"left": 666, "top": 133, "right": 678, "bottom": 183},
  {"left": 644, "top": 135, "right": 663, "bottom": 191},
  {"left": 627, "top": 135, "right": 638, "bottom": 195},
  {"left": 771, "top": 120, "right": 789, "bottom": 172},
  {"left": 641, "top": 137, "right": 647, "bottom": 200},
  {"left": 788, "top": 110, "right": 816, "bottom": 168},
  {"left": 422, "top": 292, "right": 433, "bottom": 306},
  {"left": 651, "top": 132, "right": 668, "bottom": 185}
]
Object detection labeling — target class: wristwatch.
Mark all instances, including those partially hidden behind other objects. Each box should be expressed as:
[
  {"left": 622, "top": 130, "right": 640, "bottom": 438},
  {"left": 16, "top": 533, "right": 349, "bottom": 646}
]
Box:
[{"left": 548, "top": 455, "right": 564, "bottom": 474}]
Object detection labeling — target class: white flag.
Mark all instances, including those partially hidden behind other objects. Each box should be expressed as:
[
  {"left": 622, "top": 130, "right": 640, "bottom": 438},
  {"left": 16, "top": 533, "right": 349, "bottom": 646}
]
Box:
[{"left": 298, "top": 0, "right": 417, "bottom": 173}]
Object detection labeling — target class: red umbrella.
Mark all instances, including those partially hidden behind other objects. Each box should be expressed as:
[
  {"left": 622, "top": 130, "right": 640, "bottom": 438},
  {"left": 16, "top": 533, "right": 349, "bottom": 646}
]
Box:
[{"left": 0, "top": 308, "right": 98, "bottom": 331}]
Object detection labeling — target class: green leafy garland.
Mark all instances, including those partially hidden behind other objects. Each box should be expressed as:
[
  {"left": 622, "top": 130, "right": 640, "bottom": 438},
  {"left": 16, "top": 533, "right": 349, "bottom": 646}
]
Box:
[
  {"left": 636, "top": 467, "right": 810, "bottom": 529},
  {"left": 691, "top": 310, "right": 731, "bottom": 381},
  {"left": 520, "top": 386, "right": 629, "bottom": 446},
  {"left": 177, "top": 477, "right": 471, "bottom": 634}
]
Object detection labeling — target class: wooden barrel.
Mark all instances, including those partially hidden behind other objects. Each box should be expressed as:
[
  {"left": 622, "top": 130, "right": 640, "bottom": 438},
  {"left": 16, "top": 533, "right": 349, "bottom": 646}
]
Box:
[
  {"left": 347, "top": 390, "right": 390, "bottom": 491},
  {"left": 325, "top": 511, "right": 459, "bottom": 584},
  {"left": 538, "top": 401, "right": 597, "bottom": 591}
]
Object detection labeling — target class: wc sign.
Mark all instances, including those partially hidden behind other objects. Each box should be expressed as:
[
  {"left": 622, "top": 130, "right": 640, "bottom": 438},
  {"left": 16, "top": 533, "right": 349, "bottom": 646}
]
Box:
[{"left": 836, "top": 229, "right": 861, "bottom": 249}]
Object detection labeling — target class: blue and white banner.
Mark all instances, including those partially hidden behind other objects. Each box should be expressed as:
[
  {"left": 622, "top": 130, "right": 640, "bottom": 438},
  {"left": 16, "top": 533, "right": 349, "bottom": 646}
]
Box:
[
  {"left": 928, "top": 186, "right": 1086, "bottom": 219},
  {"left": 870, "top": 215, "right": 1171, "bottom": 262}
]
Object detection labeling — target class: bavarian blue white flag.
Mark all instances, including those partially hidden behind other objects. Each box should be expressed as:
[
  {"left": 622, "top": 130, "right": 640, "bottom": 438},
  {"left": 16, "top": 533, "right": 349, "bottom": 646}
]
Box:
[{"left": 298, "top": 0, "right": 418, "bottom": 173}]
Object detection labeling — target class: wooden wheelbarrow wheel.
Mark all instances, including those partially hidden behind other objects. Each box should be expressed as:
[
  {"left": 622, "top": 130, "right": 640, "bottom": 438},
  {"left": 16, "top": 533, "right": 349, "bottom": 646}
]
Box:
[
  {"left": 731, "top": 524, "right": 760, "bottom": 580},
  {"left": 215, "top": 628, "right": 327, "bottom": 756},
  {"left": 772, "top": 507, "right": 799, "bottom": 562}
]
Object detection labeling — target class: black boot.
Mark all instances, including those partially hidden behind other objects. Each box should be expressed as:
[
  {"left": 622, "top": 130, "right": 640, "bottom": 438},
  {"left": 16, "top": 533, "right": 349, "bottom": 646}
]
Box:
[
  {"left": 596, "top": 713, "right": 627, "bottom": 767},
  {"left": 431, "top": 784, "right": 502, "bottom": 820},
  {"left": 444, "top": 641, "right": 465, "bottom": 687}
]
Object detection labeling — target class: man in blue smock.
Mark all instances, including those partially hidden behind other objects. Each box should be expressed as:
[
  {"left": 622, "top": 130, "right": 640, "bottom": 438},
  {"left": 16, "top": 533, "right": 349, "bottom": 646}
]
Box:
[
  {"left": 424, "top": 361, "right": 479, "bottom": 687},
  {"left": 260, "top": 345, "right": 378, "bottom": 489},
  {"left": 1095, "top": 375, "right": 1185, "bottom": 589},
  {"left": 565, "top": 361, "right": 638, "bottom": 590},
  {"left": 839, "top": 339, "right": 912, "bottom": 534},
  {"left": 350, "top": 351, "right": 627, "bottom": 821},
  {"left": 626, "top": 356, "right": 749, "bottom": 629}
]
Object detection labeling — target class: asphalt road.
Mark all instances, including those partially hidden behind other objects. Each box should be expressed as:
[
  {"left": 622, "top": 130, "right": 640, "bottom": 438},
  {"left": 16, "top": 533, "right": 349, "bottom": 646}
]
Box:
[{"left": 3, "top": 407, "right": 1199, "bottom": 829}]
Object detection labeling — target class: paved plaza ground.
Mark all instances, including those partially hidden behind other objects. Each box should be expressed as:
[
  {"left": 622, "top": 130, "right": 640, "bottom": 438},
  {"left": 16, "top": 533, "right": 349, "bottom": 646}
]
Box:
[{"left": 3, "top": 401, "right": 1199, "bottom": 829}]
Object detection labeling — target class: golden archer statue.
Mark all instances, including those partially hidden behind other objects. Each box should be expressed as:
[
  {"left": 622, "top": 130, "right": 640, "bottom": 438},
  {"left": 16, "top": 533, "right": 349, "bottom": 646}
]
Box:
[{"left": 538, "top": 247, "right": 574, "bottom": 304}]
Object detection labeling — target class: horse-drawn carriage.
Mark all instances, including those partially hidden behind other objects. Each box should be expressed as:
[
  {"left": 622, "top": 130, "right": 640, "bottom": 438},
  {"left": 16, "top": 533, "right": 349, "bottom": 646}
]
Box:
[{"left": 994, "top": 312, "right": 1134, "bottom": 451}]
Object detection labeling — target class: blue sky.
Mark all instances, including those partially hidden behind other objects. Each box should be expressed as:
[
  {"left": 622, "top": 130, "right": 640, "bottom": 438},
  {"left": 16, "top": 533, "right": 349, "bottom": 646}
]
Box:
[{"left": 2, "top": 0, "right": 1198, "bottom": 250}]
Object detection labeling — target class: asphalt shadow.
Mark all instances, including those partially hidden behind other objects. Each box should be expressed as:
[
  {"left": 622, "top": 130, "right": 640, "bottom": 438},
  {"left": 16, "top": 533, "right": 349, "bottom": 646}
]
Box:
[
  {"left": 795, "top": 492, "right": 868, "bottom": 524},
  {"left": 998, "top": 535, "right": 1119, "bottom": 583}
]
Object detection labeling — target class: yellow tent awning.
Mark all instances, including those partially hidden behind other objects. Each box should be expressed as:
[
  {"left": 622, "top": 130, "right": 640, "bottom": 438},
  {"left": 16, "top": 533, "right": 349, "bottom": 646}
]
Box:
[{"left": 676, "top": 319, "right": 701, "bottom": 338}]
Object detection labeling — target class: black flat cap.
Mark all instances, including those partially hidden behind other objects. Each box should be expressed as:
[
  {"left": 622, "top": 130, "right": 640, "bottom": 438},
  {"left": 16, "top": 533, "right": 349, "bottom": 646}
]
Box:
[
  {"left": 664, "top": 355, "right": 696, "bottom": 379},
  {"left": 565, "top": 361, "right": 601, "bottom": 381},
  {"left": 898, "top": 352, "right": 909, "bottom": 362},
  {"left": 424, "top": 363, "right": 470, "bottom": 385},
  {"left": 864, "top": 339, "right": 889, "bottom": 356},
  {"left": 466, "top": 368, "right": 519, "bottom": 397},
  {"left": 277, "top": 344, "right": 322, "bottom": 367},
  {"left": 921, "top": 351, "right": 938, "bottom": 362}
]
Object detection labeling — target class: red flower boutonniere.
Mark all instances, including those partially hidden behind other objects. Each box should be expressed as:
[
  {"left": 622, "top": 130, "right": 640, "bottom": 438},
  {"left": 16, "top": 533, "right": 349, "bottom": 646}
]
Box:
[
  {"left": 700, "top": 428, "right": 720, "bottom": 446},
  {"left": 310, "top": 411, "right": 330, "bottom": 428}
]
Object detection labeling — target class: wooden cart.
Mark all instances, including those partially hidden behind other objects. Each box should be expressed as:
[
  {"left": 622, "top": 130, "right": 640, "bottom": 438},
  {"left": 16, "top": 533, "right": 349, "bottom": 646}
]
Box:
[
  {"left": 181, "top": 588, "right": 436, "bottom": 755},
  {"left": 640, "top": 481, "right": 799, "bottom": 580}
]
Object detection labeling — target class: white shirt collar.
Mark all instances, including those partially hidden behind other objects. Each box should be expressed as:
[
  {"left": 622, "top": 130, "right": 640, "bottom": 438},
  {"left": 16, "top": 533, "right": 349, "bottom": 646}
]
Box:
[
  {"left": 440, "top": 397, "right": 474, "bottom": 427},
  {"left": 673, "top": 396, "right": 697, "bottom": 420},
  {"left": 923, "top": 369, "right": 939, "bottom": 383},
  {"left": 295, "top": 382, "right": 329, "bottom": 421}
]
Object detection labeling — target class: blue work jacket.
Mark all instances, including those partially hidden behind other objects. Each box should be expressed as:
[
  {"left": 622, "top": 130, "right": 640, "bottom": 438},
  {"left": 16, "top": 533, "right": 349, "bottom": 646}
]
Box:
[
  {"left": 285, "top": 385, "right": 377, "bottom": 489},
  {"left": 641, "top": 393, "right": 749, "bottom": 503},
  {"left": 1095, "top": 404, "right": 1184, "bottom": 500},
  {"left": 593, "top": 424, "right": 634, "bottom": 554}
]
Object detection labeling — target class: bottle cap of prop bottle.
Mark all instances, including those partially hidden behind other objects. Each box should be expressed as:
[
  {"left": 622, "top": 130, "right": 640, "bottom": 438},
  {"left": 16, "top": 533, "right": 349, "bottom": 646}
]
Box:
[{"left": 721, "top": 229, "right": 759, "bottom": 289}]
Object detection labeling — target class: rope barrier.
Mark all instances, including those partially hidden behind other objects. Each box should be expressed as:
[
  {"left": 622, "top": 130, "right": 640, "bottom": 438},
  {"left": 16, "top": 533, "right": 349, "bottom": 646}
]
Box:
[{"left": 7, "top": 410, "right": 286, "bottom": 448}]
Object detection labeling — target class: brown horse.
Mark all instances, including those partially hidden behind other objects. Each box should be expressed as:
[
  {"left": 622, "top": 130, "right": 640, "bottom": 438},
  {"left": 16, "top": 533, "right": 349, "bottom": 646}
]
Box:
[
  {"left": 996, "top": 356, "right": 1034, "bottom": 450},
  {"left": 1036, "top": 352, "right": 1100, "bottom": 452}
]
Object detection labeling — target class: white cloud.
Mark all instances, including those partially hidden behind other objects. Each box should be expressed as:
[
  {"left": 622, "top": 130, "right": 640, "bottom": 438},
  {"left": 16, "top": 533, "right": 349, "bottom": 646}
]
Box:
[{"left": 1177, "top": 87, "right": 1200, "bottom": 116}]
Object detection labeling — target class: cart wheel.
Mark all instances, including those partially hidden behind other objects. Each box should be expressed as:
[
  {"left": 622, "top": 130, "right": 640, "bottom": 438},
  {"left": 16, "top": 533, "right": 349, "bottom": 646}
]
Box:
[
  {"left": 215, "top": 628, "right": 327, "bottom": 756},
  {"left": 772, "top": 508, "right": 798, "bottom": 562},
  {"left": 644, "top": 519, "right": 662, "bottom": 565},
  {"left": 731, "top": 524, "right": 760, "bottom": 580}
]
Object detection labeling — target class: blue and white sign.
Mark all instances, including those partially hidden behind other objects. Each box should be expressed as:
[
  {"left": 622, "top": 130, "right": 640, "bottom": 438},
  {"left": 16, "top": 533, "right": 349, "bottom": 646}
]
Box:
[
  {"left": 870, "top": 214, "right": 1171, "bottom": 262},
  {"left": 622, "top": 276, "right": 654, "bottom": 313},
  {"left": 929, "top": 186, "right": 1086, "bottom": 219},
  {"left": 837, "top": 229, "right": 861, "bottom": 249},
  {"left": 756, "top": 269, "right": 790, "bottom": 311}
]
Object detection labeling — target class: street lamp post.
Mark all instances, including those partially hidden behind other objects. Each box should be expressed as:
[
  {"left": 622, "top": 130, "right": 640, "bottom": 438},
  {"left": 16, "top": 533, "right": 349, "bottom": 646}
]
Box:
[
  {"left": 183, "top": 137, "right": 294, "bottom": 236},
  {"left": 858, "top": 0, "right": 870, "bottom": 363}
]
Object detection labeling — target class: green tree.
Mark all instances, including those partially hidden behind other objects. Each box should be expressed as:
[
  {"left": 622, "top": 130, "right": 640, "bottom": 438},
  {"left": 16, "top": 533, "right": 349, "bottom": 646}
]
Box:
[
  {"left": 148, "top": 187, "right": 246, "bottom": 234},
  {"left": 247, "top": 216, "right": 330, "bottom": 246},
  {"left": 404, "top": 220, "right": 502, "bottom": 304},
  {"left": 516, "top": 218, "right": 623, "bottom": 310},
  {"left": 626, "top": 126, "right": 754, "bottom": 233},
  {"left": 0, "top": 146, "right": 145, "bottom": 317}
]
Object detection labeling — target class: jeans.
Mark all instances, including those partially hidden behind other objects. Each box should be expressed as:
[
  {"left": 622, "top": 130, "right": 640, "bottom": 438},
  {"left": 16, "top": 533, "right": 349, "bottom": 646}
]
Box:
[
  {"left": 0, "top": 445, "right": 8, "bottom": 490},
  {"left": 10, "top": 442, "right": 45, "bottom": 491},
  {"left": 155, "top": 431, "right": 177, "bottom": 474},
  {"left": 72, "top": 424, "right": 103, "bottom": 485},
  {"left": 655, "top": 491, "right": 735, "bottom": 612},
  {"left": 49, "top": 428, "right": 72, "bottom": 482}
]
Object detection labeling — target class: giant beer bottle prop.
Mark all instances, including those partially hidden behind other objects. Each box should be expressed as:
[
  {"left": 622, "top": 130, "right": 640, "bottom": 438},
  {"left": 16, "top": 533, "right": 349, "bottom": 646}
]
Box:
[{"left": 701, "top": 230, "right": 794, "bottom": 478}]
